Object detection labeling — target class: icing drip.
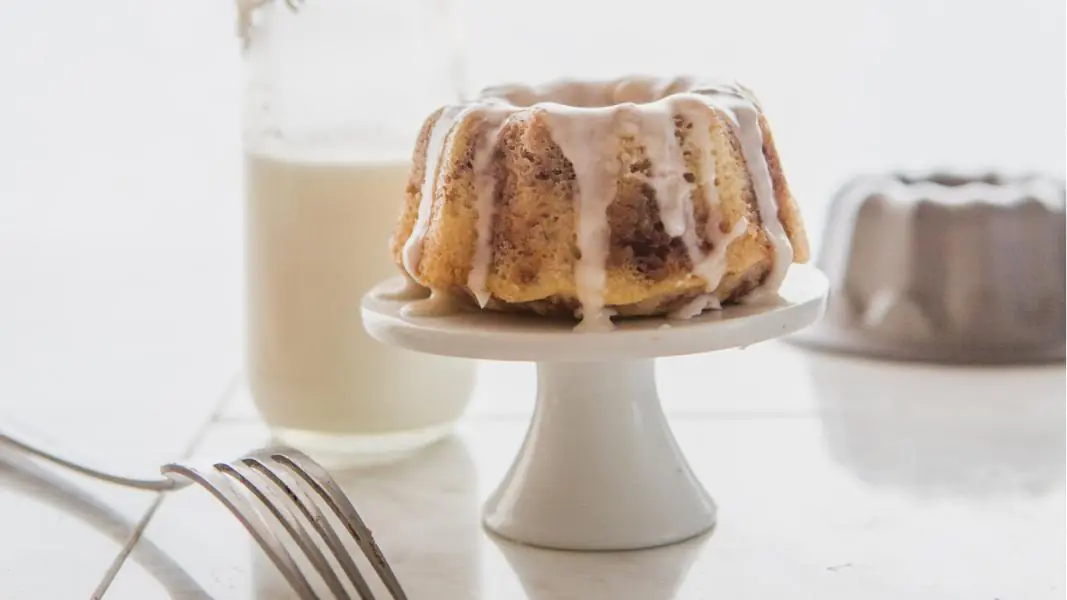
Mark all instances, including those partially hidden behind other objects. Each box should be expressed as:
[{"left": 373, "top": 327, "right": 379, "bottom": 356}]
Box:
[
  {"left": 676, "top": 191, "right": 704, "bottom": 273},
  {"left": 377, "top": 274, "right": 430, "bottom": 301},
  {"left": 540, "top": 106, "right": 622, "bottom": 332},
  {"left": 400, "top": 289, "right": 464, "bottom": 318},
  {"left": 668, "top": 294, "right": 723, "bottom": 320},
  {"left": 706, "top": 95, "right": 794, "bottom": 301},
  {"left": 675, "top": 97, "right": 721, "bottom": 213},
  {"left": 673, "top": 96, "right": 733, "bottom": 292},
  {"left": 402, "top": 105, "right": 470, "bottom": 278},
  {"left": 467, "top": 111, "right": 509, "bottom": 308},
  {"left": 624, "top": 103, "right": 689, "bottom": 238},
  {"left": 629, "top": 97, "right": 720, "bottom": 301},
  {"left": 692, "top": 216, "right": 749, "bottom": 294}
]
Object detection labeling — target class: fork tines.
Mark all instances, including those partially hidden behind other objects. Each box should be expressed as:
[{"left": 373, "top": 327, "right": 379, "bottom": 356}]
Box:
[{"left": 163, "top": 449, "right": 408, "bottom": 600}]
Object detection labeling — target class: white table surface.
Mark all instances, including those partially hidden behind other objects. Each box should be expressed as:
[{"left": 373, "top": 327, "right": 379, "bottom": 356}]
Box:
[
  {"left": 2, "top": 339, "right": 1063, "bottom": 599},
  {"left": 1, "top": 0, "right": 1064, "bottom": 598}
]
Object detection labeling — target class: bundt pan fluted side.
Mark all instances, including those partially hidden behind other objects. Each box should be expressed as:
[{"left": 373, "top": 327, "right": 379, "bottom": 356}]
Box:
[{"left": 790, "top": 171, "right": 1065, "bottom": 364}]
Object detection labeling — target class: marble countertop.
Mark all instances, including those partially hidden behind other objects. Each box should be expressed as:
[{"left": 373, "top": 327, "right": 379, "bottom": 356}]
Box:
[{"left": 2, "top": 327, "right": 1063, "bottom": 599}]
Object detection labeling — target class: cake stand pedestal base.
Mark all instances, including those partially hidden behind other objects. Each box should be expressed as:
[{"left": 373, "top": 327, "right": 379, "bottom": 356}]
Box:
[
  {"left": 362, "top": 265, "right": 828, "bottom": 551},
  {"left": 484, "top": 359, "right": 714, "bottom": 550}
]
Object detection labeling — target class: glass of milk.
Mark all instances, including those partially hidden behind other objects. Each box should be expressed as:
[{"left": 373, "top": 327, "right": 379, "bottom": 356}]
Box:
[{"left": 238, "top": 0, "right": 474, "bottom": 464}]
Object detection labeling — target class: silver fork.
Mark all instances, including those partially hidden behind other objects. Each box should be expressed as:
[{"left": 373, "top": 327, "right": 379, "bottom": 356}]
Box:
[
  {"left": 0, "top": 430, "right": 186, "bottom": 491},
  {"left": 164, "top": 448, "right": 408, "bottom": 600},
  {"left": 0, "top": 430, "right": 407, "bottom": 600}
]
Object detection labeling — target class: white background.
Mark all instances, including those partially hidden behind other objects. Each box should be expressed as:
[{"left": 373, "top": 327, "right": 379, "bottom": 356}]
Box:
[{"left": 2, "top": 0, "right": 1064, "bottom": 243}]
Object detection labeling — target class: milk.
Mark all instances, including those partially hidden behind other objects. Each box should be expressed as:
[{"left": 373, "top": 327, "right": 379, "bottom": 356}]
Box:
[{"left": 244, "top": 148, "right": 475, "bottom": 457}]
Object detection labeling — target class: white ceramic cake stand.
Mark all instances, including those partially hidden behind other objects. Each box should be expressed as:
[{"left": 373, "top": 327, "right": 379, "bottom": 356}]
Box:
[{"left": 361, "top": 265, "right": 828, "bottom": 551}]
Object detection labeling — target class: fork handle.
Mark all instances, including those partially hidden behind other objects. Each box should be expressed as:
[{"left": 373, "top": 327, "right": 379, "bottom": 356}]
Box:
[{"left": 0, "top": 430, "right": 187, "bottom": 492}]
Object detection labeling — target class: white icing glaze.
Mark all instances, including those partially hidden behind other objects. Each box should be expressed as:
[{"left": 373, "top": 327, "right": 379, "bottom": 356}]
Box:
[
  {"left": 671, "top": 95, "right": 737, "bottom": 295},
  {"left": 376, "top": 274, "right": 430, "bottom": 301},
  {"left": 668, "top": 294, "right": 723, "bottom": 320},
  {"left": 704, "top": 95, "right": 794, "bottom": 303},
  {"left": 400, "top": 75, "right": 796, "bottom": 327},
  {"left": 402, "top": 105, "right": 470, "bottom": 277},
  {"left": 539, "top": 105, "right": 621, "bottom": 332},
  {"left": 400, "top": 289, "right": 465, "bottom": 318},
  {"left": 624, "top": 103, "right": 689, "bottom": 238},
  {"left": 674, "top": 95, "right": 721, "bottom": 214},
  {"left": 467, "top": 110, "right": 510, "bottom": 308},
  {"left": 692, "top": 216, "right": 749, "bottom": 294}
]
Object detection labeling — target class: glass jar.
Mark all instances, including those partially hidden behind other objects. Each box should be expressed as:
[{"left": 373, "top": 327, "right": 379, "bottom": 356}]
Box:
[{"left": 238, "top": 0, "right": 475, "bottom": 464}]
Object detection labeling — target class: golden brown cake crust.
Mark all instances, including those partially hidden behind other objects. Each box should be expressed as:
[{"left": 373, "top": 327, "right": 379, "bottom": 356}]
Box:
[
  {"left": 760, "top": 113, "right": 811, "bottom": 264},
  {"left": 391, "top": 77, "right": 811, "bottom": 322}
]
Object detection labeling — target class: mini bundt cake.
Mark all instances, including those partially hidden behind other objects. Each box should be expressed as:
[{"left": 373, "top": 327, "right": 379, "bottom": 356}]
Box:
[{"left": 390, "top": 76, "right": 810, "bottom": 330}]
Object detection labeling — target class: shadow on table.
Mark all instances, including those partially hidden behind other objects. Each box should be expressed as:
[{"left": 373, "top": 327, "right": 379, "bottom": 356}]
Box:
[
  {"left": 251, "top": 435, "right": 479, "bottom": 599},
  {"left": 806, "top": 352, "right": 1066, "bottom": 498},
  {"left": 0, "top": 446, "right": 210, "bottom": 599},
  {"left": 492, "top": 532, "right": 707, "bottom": 600}
]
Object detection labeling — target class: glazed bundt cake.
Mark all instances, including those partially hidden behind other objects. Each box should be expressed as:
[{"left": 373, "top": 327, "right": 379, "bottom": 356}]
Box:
[{"left": 390, "top": 76, "right": 810, "bottom": 330}]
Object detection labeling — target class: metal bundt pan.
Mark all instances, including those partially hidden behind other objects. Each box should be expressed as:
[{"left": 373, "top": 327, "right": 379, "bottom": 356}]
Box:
[{"left": 789, "top": 171, "right": 1066, "bottom": 364}]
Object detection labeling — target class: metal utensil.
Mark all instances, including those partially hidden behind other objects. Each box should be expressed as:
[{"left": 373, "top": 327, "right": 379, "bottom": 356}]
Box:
[
  {"left": 0, "top": 431, "right": 407, "bottom": 599},
  {"left": 165, "top": 448, "right": 408, "bottom": 600}
]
